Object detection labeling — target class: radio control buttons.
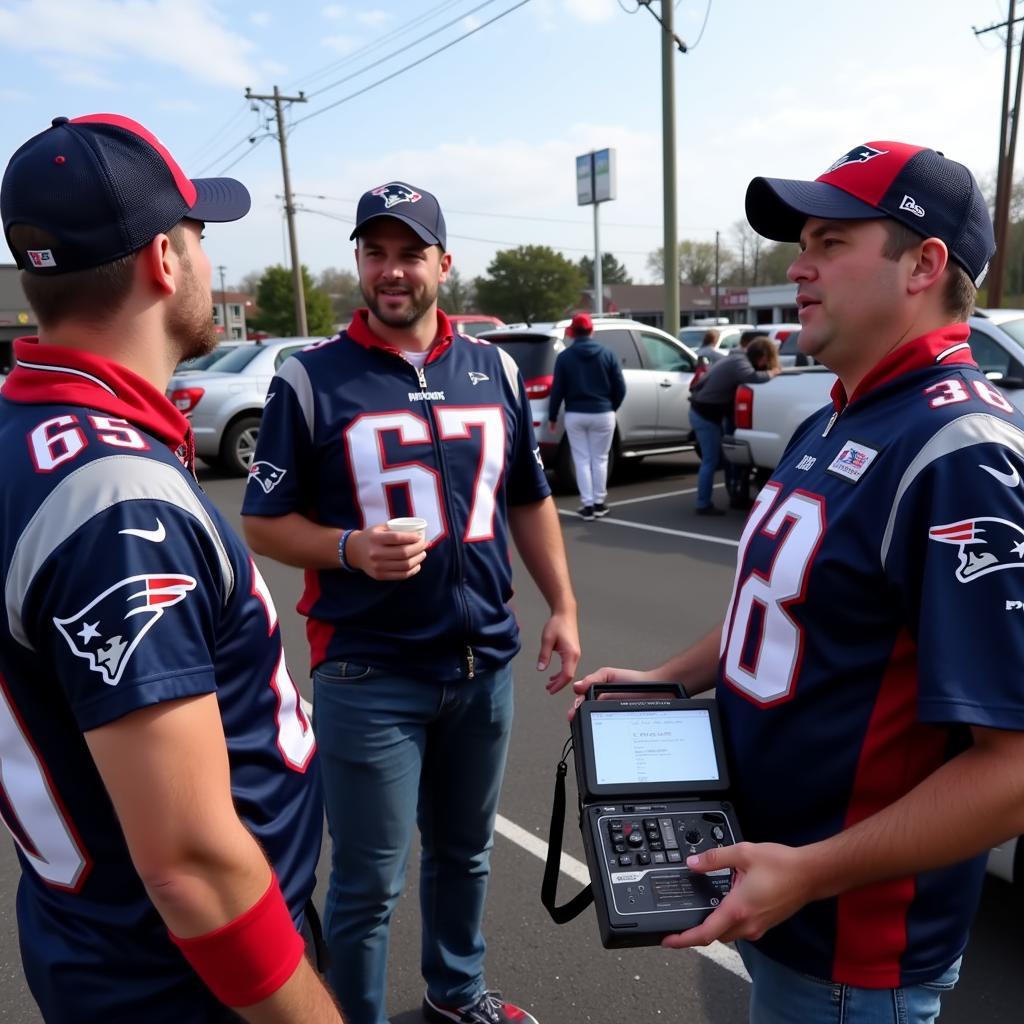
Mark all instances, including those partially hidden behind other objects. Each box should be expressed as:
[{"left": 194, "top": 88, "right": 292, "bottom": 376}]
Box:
[
  {"left": 711, "top": 825, "right": 726, "bottom": 842},
  {"left": 618, "top": 854, "right": 632, "bottom": 866},
  {"left": 684, "top": 829, "right": 702, "bottom": 846},
  {"left": 627, "top": 832, "right": 644, "bottom": 847},
  {"left": 637, "top": 852, "right": 651, "bottom": 866}
]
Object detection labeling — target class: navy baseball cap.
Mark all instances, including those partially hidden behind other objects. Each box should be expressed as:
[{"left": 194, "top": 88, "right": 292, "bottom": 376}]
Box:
[
  {"left": 745, "top": 141, "right": 995, "bottom": 286},
  {"left": 2, "top": 113, "right": 251, "bottom": 275},
  {"left": 350, "top": 181, "right": 447, "bottom": 249}
]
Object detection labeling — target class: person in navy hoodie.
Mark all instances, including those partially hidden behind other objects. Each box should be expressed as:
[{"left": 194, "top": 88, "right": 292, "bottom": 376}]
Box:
[{"left": 546, "top": 313, "right": 627, "bottom": 520}]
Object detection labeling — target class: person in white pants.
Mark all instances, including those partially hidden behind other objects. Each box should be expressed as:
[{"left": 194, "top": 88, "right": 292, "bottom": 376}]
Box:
[{"left": 547, "top": 313, "right": 627, "bottom": 521}]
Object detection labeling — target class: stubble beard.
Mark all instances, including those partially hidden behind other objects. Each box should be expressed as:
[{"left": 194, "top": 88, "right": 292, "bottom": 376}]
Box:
[
  {"left": 168, "top": 259, "right": 219, "bottom": 362},
  {"left": 362, "top": 281, "right": 438, "bottom": 330}
]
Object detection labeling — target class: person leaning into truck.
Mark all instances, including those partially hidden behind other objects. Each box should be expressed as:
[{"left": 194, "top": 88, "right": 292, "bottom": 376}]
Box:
[
  {"left": 576, "top": 140, "right": 1024, "bottom": 1024},
  {"left": 688, "top": 335, "right": 779, "bottom": 515}
]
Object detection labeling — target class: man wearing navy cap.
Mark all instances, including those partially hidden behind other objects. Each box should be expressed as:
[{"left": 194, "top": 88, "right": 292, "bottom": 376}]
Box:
[
  {"left": 243, "top": 181, "right": 580, "bottom": 1024},
  {"left": 0, "top": 115, "right": 340, "bottom": 1022},
  {"left": 575, "top": 142, "right": 1024, "bottom": 1022}
]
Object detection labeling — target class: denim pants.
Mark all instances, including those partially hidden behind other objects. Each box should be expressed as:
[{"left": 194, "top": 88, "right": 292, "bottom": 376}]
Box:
[
  {"left": 689, "top": 406, "right": 723, "bottom": 509},
  {"left": 737, "top": 941, "right": 961, "bottom": 1024},
  {"left": 312, "top": 660, "right": 514, "bottom": 1024}
]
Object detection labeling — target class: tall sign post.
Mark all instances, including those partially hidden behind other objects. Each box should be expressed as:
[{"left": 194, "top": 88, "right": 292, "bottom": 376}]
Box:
[{"left": 576, "top": 148, "right": 617, "bottom": 315}]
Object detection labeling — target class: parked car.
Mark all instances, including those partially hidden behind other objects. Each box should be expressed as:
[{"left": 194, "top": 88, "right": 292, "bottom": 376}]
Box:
[
  {"left": 174, "top": 340, "right": 246, "bottom": 374},
  {"left": 757, "top": 322, "right": 802, "bottom": 345},
  {"left": 479, "top": 318, "right": 699, "bottom": 490},
  {"left": 776, "top": 331, "right": 819, "bottom": 368},
  {"left": 450, "top": 314, "right": 505, "bottom": 337},
  {"left": 678, "top": 323, "right": 755, "bottom": 353},
  {"left": 166, "top": 337, "right": 326, "bottom": 475}
]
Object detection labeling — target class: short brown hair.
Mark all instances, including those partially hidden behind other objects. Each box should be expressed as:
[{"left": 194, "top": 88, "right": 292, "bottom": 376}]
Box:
[
  {"left": 702, "top": 329, "right": 719, "bottom": 347},
  {"left": 880, "top": 219, "right": 975, "bottom": 322},
  {"left": 747, "top": 337, "right": 779, "bottom": 372},
  {"left": 12, "top": 222, "right": 187, "bottom": 329}
]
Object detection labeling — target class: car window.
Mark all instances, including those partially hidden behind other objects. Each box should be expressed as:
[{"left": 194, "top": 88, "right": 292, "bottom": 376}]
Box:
[
  {"left": 202, "top": 345, "right": 262, "bottom": 373},
  {"left": 969, "top": 328, "right": 1014, "bottom": 378},
  {"left": 677, "top": 328, "right": 706, "bottom": 348},
  {"left": 274, "top": 345, "right": 307, "bottom": 369},
  {"left": 635, "top": 331, "right": 694, "bottom": 372},
  {"left": 486, "top": 335, "right": 557, "bottom": 378},
  {"left": 991, "top": 317, "right": 1024, "bottom": 350},
  {"left": 456, "top": 319, "right": 500, "bottom": 337},
  {"left": 596, "top": 328, "right": 642, "bottom": 368},
  {"left": 779, "top": 334, "right": 801, "bottom": 355}
]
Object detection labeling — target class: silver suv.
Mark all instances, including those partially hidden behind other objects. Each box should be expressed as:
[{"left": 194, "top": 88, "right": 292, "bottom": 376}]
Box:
[
  {"left": 479, "top": 317, "right": 698, "bottom": 490},
  {"left": 166, "top": 337, "right": 326, "bottom": 475}
]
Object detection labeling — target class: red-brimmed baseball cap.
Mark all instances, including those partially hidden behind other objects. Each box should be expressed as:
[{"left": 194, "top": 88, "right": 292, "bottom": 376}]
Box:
[
  {"left": 2, "top": 114, "right": 251, "bottom": 275},
  {"left": 569, "top": 312, "right": 593, "bottom": 337},
  {"left": 745, "top": 141, "right": 996, "bottom": 286}
]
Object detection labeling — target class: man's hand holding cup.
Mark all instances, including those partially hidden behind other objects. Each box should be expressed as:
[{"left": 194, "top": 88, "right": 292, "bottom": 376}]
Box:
[{"left": 345, "top": 518, "right": 428, "bottom": 581}]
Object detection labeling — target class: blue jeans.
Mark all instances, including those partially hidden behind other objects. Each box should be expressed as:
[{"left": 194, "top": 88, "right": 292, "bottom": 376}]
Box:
[
  {"left": 312, "top": 660, "right": 514, "bottom": 1024},
  {"left": 689, "top": 407, "right": 722, "bottom": 509},
  {"left": 737, "top": 941, "right": 961, "bottom": 1024}
]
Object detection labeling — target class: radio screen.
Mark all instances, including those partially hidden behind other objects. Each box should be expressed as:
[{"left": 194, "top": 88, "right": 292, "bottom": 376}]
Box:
[{"left": 589, "top": 709, "right": 719, "bottom": 785}]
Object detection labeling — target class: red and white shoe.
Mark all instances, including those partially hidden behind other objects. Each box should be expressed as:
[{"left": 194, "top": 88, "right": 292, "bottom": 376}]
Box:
[{"left": 422, "top": 989, "right": 539, "bottom": 1024}]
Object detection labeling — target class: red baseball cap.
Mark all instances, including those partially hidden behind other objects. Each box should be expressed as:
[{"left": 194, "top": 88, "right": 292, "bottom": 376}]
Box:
[
  {"left": 745, "top": 141, "right": 995, "bottom": 286},
  {"left": 569, "top": 312, "right": 593, "bottom": 337}
]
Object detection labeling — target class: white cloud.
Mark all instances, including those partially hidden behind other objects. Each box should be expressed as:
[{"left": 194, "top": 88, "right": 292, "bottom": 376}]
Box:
[
  {"left": 40, "top": 56, "right": 117, "bottom": 90},
  {"left": 564, "top": 0, "right": 619, "bottom": 23},
  {"left": 356, "top": 10, "right": 390, "bottom": 28},
  {"left": 322, "top": 35, "right": 362, "bottom": 55},
  {"left": 463, "top": 15, "right": 481, "bottom": 31},
  {"left": 250, "top": 11, "right": 272, "bottom": 28},
  {"left": 0, "top": 0, "right": 266, "bottom": 89},
  {"left": 322, "top": 4, "right": 347, "bottom": 19}
]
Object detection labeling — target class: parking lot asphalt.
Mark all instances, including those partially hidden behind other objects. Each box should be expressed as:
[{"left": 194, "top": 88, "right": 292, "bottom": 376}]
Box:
[{"left": 0, "top": 453, "right": 1018, "bottom": 1023}]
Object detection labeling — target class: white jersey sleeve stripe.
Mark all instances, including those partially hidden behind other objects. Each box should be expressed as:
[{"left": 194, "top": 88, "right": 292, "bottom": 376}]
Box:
[
  {"left": 496, "top": 346, "right": 521, "bottom": 400},
  {"left": 6, "top": 455, "right": 234, "bottom": 649},
  {"left": 277, "top": 357, "right": 316, "bottom": 439},
  {"left": 880, "top": 412, "right": 1024, "bottom": 568}
]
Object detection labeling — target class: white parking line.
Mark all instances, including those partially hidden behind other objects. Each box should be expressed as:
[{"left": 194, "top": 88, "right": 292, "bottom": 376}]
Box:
[
  {"left": 556, "top": 508, "right": 740, "bottom": 549},
  {"left": 494, "top": 813, "right": 750, "bottom": 981}
]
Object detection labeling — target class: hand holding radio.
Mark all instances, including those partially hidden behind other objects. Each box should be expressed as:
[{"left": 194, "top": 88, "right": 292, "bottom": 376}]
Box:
[{"left": 660, "top": 840, "right": 813, "bottom": 949}]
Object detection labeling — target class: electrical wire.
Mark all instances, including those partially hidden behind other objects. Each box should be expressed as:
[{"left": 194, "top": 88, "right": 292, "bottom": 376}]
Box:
[
  {"left": 217, "top": 134, "right": 272, "bottom": 176},
  {"left": 306, "top": 0, "right": 503, "bottom": 99},
  {"left": 617, "top": 0, "right": 642, "bottom": 12},
  {"left": 685, "top": 0, "right": 712, "bottom": 50},
  {"left": 291, "top": 0, "right": 532, "bottom": 129}
]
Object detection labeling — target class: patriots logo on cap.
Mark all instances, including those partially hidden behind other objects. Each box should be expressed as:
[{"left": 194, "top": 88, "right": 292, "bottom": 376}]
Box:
[
  {"left": 26, "top": 249, "right": 56, "bottom": 269},
  {"left": 248, "top": 460, "right": 287, "bottom": 494},
  {"left": 928, "top": 516, "right": 1024, "bottom": 583},
  {"left": 54, "top": 574, "right": 197, "bottom": 686},
  {"left": 825, "top": 145, "right": 888, "bottom": 174},
  {"left": 371, "top": 183, "right": 422, "bottom": 208}
]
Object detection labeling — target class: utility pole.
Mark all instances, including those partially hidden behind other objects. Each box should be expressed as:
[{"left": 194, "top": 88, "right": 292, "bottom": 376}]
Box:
[
  {"left": 975, "top": 8, "right": 1024, "bottom": 304},
  {"left": 713, "top": 231, "right": 720, "bottom": 319},
  {"left": 639, "top": 2, "right": 687, "bottom": 333},
  {"left": 218, "top": 264, "right": 228, "bottom": 338},
  {"left": 246, "top": 86, "right": 309, "bottom": 335}
]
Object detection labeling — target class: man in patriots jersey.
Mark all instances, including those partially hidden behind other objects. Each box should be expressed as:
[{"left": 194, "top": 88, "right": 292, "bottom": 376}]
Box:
[
  {"left": 575, "top": 142, "right": 1024, "bottom": 1023},
  {"left": 242, "top": 181, "right": 580, "bottom": 1024},
  {"left": 0, "top": 115, "right": 340, "bottom": 1023}
]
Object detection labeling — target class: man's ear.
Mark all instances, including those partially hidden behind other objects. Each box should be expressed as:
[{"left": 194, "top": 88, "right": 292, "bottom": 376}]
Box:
[
  {"left": 906, "top": 237, "right": 949, "bottom": 297},
  {"left": 438, "top": 250, "right": 452, "bottom": 285},
  {"left": 139, "top": 234, "right": 177, "bottom": 296}
]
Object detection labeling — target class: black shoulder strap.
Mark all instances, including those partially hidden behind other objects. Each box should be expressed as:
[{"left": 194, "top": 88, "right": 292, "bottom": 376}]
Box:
[{"left": 541, "top": 741, "right": 593, "bottom": 924}]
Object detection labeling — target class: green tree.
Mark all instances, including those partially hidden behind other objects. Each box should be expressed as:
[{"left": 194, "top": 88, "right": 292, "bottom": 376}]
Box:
[
  {"left": 755, "top": 242, "right": 801, "bottom": 285},
  {"left": 645, "top": 240, "right": 735, "bottom": 286},
  {"left": 474, "top": 246, "right": 585, "bottom": 323},
  {"left": 439, "top": 266, "right": 476, "bottom": 312},
  {"left": 577, "top": 252, "right": 632, "bottom": 285},
  {"left": 249, "top": 265, "right": 334, "bottom": 336},
  {"left": 318, "top": 266, "right": 363, "bottom": 323}
]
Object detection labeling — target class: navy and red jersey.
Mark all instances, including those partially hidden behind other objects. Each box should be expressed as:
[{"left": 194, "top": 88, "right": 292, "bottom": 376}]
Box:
[
  {"left": 0, "top": 339, "right": 322, "bottom": 1024},
  {"left": 241, "top": 309, "right": 550, "bottom": 680},
  {"left": 718, "top": 324, "right": 1024, "bottom": 987}
]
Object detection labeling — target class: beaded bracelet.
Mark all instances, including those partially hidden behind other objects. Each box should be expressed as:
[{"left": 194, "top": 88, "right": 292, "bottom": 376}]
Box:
[{"left": 337, "top": 528, "right": 357, "bottom": 572}]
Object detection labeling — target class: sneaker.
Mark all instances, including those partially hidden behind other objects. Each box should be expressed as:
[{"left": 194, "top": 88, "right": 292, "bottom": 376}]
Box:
[
  {"left": 576, "top": 505, "right": 595, "bottom": 521},
  {"left": 592, "top": 503, "right": 610, "bottom": 517},
  {"left": 423, "top": 989, "right": 539, "bottom": 1024},
  {"left": 695, "top": 505, "right": 725, "bottom": 517}
]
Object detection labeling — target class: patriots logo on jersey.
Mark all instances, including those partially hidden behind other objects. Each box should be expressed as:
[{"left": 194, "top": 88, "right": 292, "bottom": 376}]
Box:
[
  {"left": 468, "top": 372, "right": 489, "bottom": 386},
  {"left": 249, "top": 460, "right": 287, "bottom": 494},
  {"left": 825, "top": 145, "right": 888, "bottom": 174},
  {"left": 370, "top": 183, "right": 422, "bottom": 209},
  {"left": 53, "top": 574, "right": 197, "bottom": 686},
  {"left": 928, "top": 516, "right": 1024, "bottom": 582}
]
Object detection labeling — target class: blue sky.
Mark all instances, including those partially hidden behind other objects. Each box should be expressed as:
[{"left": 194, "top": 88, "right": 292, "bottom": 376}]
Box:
[{"left": 0, "top": 0, "right": 1015, "bottom": 288}]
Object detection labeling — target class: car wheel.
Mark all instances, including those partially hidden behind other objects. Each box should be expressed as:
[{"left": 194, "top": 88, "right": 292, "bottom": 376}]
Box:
[{"left": 219, "top": 415, "right": 261, "bottom": 477}]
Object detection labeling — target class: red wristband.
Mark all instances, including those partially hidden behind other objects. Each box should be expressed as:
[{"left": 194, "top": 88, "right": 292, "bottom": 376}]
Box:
[{"left": 169, "top": 873, "right": 305, "bottom": 1007}]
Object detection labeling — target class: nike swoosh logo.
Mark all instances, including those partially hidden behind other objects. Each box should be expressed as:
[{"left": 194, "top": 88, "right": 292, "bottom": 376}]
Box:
[
  {"left": 980, "top": 463, "right": 1021, "bottom": 488},
  {"left": 119, "top": 520, "right": 167, "bottom": 543}
]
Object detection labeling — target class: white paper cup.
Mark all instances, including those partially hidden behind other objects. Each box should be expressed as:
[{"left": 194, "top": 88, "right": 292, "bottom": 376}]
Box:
[{"left": 386, "top": 517, "right": 428, "bottom": 541}]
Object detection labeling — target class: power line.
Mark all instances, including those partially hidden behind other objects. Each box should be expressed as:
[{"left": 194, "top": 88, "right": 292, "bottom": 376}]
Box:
[
  {"left": 291, "top": 0, "right": 532, "bottom": 128},
  {"left": 217, "top": 134, "right": 272, "bottom": 176},
  {"left": 306, "top": 0, "right": 503, "bottom": 99},
  {"left": 686, "top": 0, "right": 713, "bottom": 50}
]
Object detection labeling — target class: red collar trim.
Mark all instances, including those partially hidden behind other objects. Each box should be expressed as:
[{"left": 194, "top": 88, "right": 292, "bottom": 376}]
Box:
[
  {"left": 830, "top": 324, "right": 975, "bottom": 410},
  {"left": 346, "top": 308, "right": 455, "bottom": 364},
  {"left": 5, "top": 337, "right": 190, "bottom": 447}
]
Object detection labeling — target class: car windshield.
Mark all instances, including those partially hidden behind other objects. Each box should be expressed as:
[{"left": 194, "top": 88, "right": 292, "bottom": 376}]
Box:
[
  {"left": 202, "top": 345, "right": 264, "bottom": 373},
  {"left": 678, "top": 329, "right": 707, "bottom": 347},
  {"left": 995, "top": 318, "right": 1024, "bottom": 348},
  {"left": 486, "top": 335, "right": 557, "bottom": 378}
]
